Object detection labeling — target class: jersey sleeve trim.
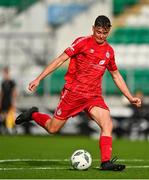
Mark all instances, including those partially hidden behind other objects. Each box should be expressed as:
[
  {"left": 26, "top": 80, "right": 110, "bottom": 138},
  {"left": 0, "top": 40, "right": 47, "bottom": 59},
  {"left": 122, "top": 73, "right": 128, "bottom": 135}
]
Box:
[
  {"left": 64, "top": 47, "right": 74, "bottom": 57},
  {"left": 64, "top": 36, "right": 88, "bottom": 57}
]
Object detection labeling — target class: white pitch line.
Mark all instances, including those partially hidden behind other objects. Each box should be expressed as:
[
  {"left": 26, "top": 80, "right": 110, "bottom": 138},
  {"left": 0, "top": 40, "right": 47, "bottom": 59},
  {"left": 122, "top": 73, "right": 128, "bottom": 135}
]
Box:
[
  {"left": 95, "top": 166, "right": 149, "bottom": 169},
  {"left": 118, "top": 159, "right": 149, "bottom": 162},
  {"left": 0, "top": 167, "right": 69, "bottom": 171},
  {"left": 1, "top": 166, "right": 149, "bottom": 171},
  {"left": 0, "top": 158, "right": 149, "bottom": 171},
  {"left": 0, "top": 159, "right": 69, "bottom": 163},
  {"left": 0, "top": 158, "right": 149, "bottom": 163},
  {"left": 126, "top": 166, "right": 149, "bottom": 168}
]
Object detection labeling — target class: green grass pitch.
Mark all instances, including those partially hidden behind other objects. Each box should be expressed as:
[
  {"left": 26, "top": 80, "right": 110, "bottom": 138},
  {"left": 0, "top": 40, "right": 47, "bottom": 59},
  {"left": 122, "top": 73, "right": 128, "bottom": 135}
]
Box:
[{"left": 0, "top": 135, "right": 149, "bottom": 179}]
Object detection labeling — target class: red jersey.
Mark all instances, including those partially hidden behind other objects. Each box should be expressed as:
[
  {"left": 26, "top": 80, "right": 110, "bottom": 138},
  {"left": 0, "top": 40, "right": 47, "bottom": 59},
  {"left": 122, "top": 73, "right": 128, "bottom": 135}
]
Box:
[{"left": 64, "top": 35, "right": 117, "bottom": 97}]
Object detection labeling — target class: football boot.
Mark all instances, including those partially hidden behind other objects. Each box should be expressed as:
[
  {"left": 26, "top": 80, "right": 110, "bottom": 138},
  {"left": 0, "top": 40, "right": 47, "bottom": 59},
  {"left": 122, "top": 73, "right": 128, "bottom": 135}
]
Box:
[
  {"left": 100, "top": 157, "right": 125, "bottom": 171},
  {"left": 15, "top": 107, "right": 38, "bottom": 125}
]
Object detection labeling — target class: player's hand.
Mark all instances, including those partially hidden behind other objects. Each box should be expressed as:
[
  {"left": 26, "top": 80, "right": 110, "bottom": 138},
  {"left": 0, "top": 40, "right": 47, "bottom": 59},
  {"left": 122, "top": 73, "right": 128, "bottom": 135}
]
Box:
[
  {"left": 129, "top": 97, "right": 142, "bottom": 108},
  {"left": 28, "top": 79, "right": 40, "bottom": 92}
]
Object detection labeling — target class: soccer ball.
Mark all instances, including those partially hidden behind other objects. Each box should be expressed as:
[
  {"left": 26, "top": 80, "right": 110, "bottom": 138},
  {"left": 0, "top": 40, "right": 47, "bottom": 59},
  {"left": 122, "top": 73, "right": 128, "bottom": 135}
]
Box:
[{"left": 70, "top": 149, "right": 92, "bottom": 170}]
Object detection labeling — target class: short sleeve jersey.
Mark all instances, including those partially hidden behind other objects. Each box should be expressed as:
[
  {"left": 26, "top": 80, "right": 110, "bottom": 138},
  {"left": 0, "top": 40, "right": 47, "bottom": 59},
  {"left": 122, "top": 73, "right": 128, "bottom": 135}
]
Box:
[{"left": 64, "top": 35, "right": 117, "bottom": 97}]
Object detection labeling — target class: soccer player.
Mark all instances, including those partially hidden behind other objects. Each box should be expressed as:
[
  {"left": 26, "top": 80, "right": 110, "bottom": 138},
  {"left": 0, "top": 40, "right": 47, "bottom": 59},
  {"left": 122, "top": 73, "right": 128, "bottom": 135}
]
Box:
[
  {"left": 0, "top": 67, "right": 17, "bottom": 134},
  {"left": 16, "top": 15, "right": 141, "bottom": 171}
]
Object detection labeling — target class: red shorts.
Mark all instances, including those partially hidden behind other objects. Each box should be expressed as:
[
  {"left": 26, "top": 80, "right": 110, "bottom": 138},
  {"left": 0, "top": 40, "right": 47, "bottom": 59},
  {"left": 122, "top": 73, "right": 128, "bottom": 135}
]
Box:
[{"left": 54, "top": 88, "right": 109, "bottom": 120}]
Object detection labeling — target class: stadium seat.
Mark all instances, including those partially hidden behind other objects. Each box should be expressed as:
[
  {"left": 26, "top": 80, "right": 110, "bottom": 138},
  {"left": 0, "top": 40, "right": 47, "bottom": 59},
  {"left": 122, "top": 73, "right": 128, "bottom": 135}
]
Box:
[
  {"left": 113, "top": 0, "right": 139, "bottom": 15},
  {"left": 103, "top": 68, "right": 149, "bottom": 95},
  {"left": 47, "top": 3, "right": 88, "bottom": 27},
  {"left": 108, "top": 27, "right": 149, "bottom": 44},
  {"left": 103, "top": 69, "right": 127, "bottom": 95},
  {"left": 126, "top": 5, "right": 149, "bottom": 27},
  {"left": 49, "top": 68, "right": 67, "bottom": 95},
  {"left": 134, "top": 69, "right": 149, "bottom": 94},
  {"left": 0, "top": 0, "right": 38, "bottom": 11}
]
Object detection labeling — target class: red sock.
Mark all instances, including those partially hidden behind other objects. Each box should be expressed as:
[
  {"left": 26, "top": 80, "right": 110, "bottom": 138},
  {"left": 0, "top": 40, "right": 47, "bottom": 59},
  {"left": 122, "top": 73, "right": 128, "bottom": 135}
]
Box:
[
  {"left": 99, "top": 136, "right": 112, "bottom": 162},
  {"left": 32, "top": 112, "right": 51, "bottom": 128}
]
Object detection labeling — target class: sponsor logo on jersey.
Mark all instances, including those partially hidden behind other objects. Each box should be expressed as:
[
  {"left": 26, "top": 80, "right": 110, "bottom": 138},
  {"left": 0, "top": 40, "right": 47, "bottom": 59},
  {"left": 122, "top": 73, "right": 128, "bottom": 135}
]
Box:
[
  {"left": 106, "top": 51, "right": 110, "bottom": 58},
  {"left": 89, "top": 48, "right": 94, "bottom": 53},
  {"left": 56, "top": 108, "right": 62, "bottom": 116},
  {"left": 99, "top": 60, "right": 106, "bottom": 65}
]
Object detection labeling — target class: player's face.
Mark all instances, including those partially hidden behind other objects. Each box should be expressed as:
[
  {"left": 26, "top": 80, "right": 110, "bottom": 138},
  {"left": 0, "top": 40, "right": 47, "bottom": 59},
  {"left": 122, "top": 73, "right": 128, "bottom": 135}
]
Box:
[{"left": 92, "top": 26, "right": 110, "bottom": 44}]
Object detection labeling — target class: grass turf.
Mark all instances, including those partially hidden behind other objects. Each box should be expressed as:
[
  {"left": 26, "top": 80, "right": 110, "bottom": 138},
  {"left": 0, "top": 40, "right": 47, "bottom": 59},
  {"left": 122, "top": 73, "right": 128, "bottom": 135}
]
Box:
[{"left": 0, "top": 135, "right": 149, "bottom": 179}]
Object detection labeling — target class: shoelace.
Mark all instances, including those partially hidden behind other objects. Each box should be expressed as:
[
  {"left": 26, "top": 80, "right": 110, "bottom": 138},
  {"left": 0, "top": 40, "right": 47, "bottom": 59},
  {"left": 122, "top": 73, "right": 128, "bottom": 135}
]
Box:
[{"left": 110, "top": 156, "right": 118, "bottom": 163}]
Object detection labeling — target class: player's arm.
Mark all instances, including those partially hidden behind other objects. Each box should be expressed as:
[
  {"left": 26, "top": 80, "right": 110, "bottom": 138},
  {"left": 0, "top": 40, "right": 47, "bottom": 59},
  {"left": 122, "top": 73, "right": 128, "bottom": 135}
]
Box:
[
  {"left": 109, "top": 70, "right": 142, "bottom": 108},
  {"left": 28, "top": 52, "right": 69, "bottom": 92}
]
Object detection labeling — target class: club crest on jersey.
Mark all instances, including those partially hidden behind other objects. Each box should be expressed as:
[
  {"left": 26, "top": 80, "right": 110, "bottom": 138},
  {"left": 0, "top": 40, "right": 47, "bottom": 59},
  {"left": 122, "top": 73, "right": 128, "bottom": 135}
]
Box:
[
  {"left": 89, "top": 48, "right": 94, "bottom": 53},
  {"left": 106, "top": 51, "right": 110, "bottom": 58},
  {"left": 99, "top": 60, "right": 106, "bottom": 65},
  {"left": 56, "top": 108, "right": 62, "bottom": 116}
]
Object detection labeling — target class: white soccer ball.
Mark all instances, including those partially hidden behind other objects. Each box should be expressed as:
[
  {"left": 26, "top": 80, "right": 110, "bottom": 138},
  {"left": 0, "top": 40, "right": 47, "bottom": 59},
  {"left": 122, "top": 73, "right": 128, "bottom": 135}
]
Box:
[{"left": 70, "top": 149, "right": 92, "bottom": 170}]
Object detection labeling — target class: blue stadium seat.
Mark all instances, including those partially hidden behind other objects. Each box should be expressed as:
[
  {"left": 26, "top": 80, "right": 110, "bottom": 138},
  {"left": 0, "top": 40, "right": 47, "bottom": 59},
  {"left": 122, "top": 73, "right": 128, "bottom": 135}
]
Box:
[{"left": 47, "top": 3, "right": 88, "bottom": 27}]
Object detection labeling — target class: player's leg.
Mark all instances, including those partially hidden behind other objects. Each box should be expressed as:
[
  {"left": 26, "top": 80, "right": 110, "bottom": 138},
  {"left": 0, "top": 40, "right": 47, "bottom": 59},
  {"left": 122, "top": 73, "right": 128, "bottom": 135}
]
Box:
[
  {"left": 0, "top": 111, "right": 7, "bottom": 133},
  {"left": 45, "top": 117, "right": 67, "bottom": 134},
  {"left": 32, "top": 111, "right": 67, "bottom": 133},
  {"left": 15, "top": 107, "right": 67, "bottom": 134},
  {"left": 15, "top": 88, "right": 68, "bottom": 133},
  {"left": 5, "top": 107, "right": 16, "bottom": 134},
  {"left": 89, "top": 106, "right": 113, "bottom": 161},
  {"left": 31, "top": 110, "right": 67, "bottom": 133},
  {"left": 88, "top": 106, "right": 125, "bottom": 171}
]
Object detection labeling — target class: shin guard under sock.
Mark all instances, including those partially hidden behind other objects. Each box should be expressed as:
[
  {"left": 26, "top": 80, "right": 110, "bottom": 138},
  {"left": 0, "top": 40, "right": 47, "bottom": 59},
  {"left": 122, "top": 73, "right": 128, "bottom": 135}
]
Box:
[
  {"left": 32, "top": 112, "right": 51, "bottom": 127},
  {"left": 100, "top": 136, "right": 112, "bottom": 162}
]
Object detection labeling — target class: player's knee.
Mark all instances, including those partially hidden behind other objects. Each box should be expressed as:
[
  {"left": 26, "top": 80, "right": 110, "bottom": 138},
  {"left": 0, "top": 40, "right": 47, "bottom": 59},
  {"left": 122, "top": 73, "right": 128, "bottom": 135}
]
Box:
[
  {"left": 46, "top": 117, "right": 66, "bottom": 134},
  {"left": 107, "top": 120, "right": 113, "bottom": 132},
  {"left": 109, "top": 120, "right": 113, "bottom": 131},
  {"left": 48, "top": 127, "right": 60, "bottom": 134}
]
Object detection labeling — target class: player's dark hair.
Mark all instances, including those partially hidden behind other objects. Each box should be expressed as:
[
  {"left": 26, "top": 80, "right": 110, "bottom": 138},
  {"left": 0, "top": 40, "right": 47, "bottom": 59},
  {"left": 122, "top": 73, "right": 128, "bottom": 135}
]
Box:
[{"left": 94, "top": 15, "right": 112, "bottom": 29}]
